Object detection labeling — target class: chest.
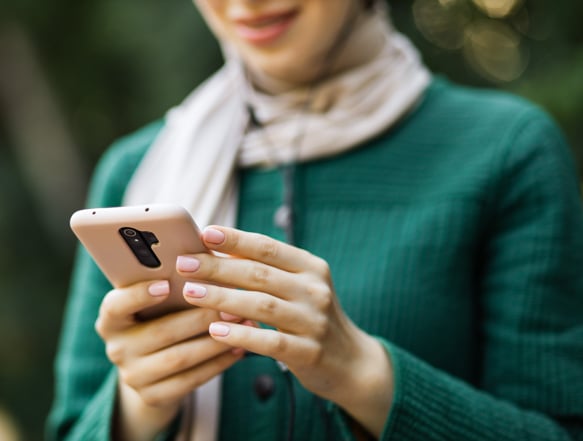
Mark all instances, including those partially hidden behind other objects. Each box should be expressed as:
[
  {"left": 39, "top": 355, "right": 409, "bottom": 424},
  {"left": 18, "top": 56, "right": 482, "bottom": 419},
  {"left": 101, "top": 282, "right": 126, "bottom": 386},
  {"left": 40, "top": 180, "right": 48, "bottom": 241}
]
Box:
[{"left": 236, "top": 150, "right": 489, "bottom": 380}]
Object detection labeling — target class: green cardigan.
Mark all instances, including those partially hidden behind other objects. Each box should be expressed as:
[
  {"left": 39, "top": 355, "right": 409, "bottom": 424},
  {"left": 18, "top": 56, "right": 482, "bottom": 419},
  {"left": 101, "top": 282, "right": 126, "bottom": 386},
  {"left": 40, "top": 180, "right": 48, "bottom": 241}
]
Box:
[{"left": 47, "top": 78, "right": 583, "bottom": 441}]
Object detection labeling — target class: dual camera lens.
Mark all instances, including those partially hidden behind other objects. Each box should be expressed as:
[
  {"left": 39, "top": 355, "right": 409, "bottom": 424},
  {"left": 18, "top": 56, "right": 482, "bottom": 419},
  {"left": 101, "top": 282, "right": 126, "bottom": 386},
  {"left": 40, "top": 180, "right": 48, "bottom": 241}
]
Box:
[{"left": 119, "top": 227, "right": 160, "bottom": 268}]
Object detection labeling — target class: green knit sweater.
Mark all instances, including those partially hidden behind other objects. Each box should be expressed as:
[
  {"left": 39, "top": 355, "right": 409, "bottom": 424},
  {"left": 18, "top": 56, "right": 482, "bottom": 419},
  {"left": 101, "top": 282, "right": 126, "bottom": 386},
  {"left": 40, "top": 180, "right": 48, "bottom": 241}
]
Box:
[{"left": 47, "top": 78, "right": 583, "bottom": 441}]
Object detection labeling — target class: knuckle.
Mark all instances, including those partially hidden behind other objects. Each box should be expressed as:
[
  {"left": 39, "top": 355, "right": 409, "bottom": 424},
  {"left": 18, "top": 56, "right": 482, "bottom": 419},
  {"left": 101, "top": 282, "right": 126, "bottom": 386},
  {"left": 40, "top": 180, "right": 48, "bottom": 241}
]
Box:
[
  {"left": 256, "top": 236, "right": 278, "bottom": 259},
  {"left": 211, "top": 289, "right": 229, "bottom": 311},
  {"left": 226, "top": 230, "right": 240, "bottom": 249},
  {"left": 201, "top": 257, "right": 219, "bottom": 279},
  {"left": 307, "top": 282, "right": 333, "bottom": 312},
  {"left": 105, "top": 341, "right": 125, "bottom": 364},
  {"left": 250, "top": 265, "right": 271, "bottom": 286},
  {"left": 268, "top": 332, "right": 288, "bottom": 354},
  {"left": 304, "top": 343, "right": 324, "bottom": 367},
  {"left": 99, "top": 295, "right": 121, "bottom": 323},
  {"left": 312, "top": 256, "right": 331, "bottom": 279},
  {"left": 94, "top": 317, "right": 105, "bottom": 337},
  {"left": 258, "top": 297, "right": 279, "bottom": 316},
  {"left": 310, "top": 314, "right": 330, "bottom": 340},
  {"left": 119, "top": 369, "right": 138, "bottom": 388}
]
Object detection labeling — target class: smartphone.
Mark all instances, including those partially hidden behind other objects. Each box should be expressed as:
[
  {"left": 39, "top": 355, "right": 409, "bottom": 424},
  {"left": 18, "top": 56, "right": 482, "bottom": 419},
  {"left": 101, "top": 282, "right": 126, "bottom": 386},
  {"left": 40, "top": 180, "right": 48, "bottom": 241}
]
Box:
[{"left": 70, "top": 204, "right": 207, "bottom": 320}]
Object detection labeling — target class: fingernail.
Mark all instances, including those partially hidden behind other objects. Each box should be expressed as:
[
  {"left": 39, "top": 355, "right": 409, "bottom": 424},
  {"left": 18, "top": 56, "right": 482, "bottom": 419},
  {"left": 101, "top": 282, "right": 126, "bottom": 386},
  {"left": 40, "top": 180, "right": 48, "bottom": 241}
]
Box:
[
  {"left": 148, "top": 281, "right": 169, "bottom": 296},
  {"left": 184, "top": 282, "right": 207, "bottom": 298},
  {"left": 220, "top": 312, "right": 241, "bottom": 321},
  {"left": 232, "top": 347, "right": 246, "bottom": 356},
  {"left": 177, "top": 256, "right": 200, "bottom": 272},
  {"left": 209, "top": 323, "right": 230, "bottom": 337},
  {"left": 204, "top": 228, "right": 225, "bottom": 245}
]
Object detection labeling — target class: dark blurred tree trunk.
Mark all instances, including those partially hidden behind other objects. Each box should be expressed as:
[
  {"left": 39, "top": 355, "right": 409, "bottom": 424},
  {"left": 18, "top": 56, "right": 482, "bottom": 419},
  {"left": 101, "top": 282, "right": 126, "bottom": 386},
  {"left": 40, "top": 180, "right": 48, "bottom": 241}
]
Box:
[{"left": 0, "top": 23, "right": 87, "bottom": 253}]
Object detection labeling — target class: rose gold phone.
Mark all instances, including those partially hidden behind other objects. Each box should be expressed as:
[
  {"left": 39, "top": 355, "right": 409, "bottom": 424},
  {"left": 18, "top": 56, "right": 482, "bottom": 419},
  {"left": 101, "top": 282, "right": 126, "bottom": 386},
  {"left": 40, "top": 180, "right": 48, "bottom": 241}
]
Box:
[{"left": 70, "top": 204, "right": 206, "bottom": 320}]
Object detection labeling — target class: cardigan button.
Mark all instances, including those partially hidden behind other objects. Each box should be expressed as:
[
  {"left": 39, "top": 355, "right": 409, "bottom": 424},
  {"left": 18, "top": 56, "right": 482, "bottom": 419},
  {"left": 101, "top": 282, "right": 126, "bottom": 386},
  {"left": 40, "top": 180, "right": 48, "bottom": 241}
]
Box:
[
  {"left": 274, "top": 205, "right": 292, "bottom": 230},
  {"left": 253, "top": 374, "right": 275, "bottom": 401}
]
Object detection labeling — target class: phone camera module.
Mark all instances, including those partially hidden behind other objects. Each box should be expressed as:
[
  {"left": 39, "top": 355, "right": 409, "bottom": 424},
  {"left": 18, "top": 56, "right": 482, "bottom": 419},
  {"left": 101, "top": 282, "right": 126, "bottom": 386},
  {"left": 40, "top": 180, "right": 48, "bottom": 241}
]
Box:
[
  {"left": 123, "top": 228, "right": 138, "bottom": 238},
  {"left": 118, "top": 227, "right": 160, "bottom": 268}
]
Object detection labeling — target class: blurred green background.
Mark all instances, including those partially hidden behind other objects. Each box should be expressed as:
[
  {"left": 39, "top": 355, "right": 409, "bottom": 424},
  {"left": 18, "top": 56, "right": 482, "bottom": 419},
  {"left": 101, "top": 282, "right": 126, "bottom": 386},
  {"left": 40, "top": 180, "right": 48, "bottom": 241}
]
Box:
[{"left": 0, "top": 0, "right": 581, "bottom": 439}]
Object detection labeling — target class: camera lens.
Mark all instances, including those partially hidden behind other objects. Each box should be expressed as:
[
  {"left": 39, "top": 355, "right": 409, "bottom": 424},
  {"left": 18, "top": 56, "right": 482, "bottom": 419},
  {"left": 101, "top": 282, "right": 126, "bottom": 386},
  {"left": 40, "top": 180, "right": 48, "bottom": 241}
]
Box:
[
  {"left": 123, "top": 228, "right": 137, "bottom": 237},
  {"left": 118, "top": 226, "right": 161, "bottom": 268}
]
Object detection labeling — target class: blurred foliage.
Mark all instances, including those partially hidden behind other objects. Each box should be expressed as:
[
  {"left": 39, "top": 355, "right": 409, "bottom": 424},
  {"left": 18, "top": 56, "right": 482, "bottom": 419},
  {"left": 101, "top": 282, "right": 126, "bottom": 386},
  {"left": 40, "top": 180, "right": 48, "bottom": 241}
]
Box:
[{"left": 0, "top": 0, "right": 581, "bottom": 440}]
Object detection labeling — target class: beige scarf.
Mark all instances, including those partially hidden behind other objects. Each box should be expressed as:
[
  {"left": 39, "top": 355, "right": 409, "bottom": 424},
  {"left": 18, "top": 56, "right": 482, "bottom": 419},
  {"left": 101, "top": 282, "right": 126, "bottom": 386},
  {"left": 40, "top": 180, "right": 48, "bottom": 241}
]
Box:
[{"left": 123, "top": 7, "right": 430, "bottom": 441}]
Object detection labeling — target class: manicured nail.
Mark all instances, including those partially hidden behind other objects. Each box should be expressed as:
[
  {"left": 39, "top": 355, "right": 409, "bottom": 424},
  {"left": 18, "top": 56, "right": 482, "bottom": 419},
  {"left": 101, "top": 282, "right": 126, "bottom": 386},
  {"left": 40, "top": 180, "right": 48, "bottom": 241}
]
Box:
[
  {"left": 220, "top": 312, "right": 241, "bottom": 321},
  {"left": 232, "top": 347, "right": 246, "bottom": 356},
  {"left": 177, "top": 256, "right": 200, "bottom": 272},
  {"left": 209, "top": 323, "right": 230, "bottom": 337},
  {"left": 148, "top": 281, "right": 169, "bottom": 296},
  {"left": 204, "top": 228, "right": 225, "bottom": 245},
  {"left": 184, "top": 282, "right": 207, "bottom": 298}
]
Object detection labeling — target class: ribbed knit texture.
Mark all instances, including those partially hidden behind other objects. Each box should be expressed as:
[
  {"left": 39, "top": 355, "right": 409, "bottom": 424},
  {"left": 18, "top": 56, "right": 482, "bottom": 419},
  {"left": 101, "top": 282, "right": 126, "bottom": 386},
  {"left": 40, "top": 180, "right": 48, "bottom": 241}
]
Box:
[{"left": 47, "top": 79, "right": 583, "bottom": 441}]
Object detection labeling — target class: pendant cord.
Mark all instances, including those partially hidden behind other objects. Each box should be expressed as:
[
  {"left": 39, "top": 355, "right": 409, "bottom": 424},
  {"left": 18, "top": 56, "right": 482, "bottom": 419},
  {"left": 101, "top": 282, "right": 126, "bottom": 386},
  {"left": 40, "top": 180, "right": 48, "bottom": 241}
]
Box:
[
  {"left": 278, "top": 86, "right": 314, "bottom": 246},
  {"left": 245, "top": 92, "right": 314, "bottom": 247},
  {"left": 243, "top": 4, "right": 361, "bottom": 248},
  {"left": 238, "top": 7, "right": 363, "bottom": 441},
  {"left": 281, "top": 164, "right": 296, "bottom": 246}
]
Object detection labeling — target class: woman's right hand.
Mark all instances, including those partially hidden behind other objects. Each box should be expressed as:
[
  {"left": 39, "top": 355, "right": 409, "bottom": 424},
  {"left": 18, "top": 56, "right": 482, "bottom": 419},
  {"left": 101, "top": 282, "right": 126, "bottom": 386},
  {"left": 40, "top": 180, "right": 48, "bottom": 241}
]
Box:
[{"left": 95, "top": 280, "right": 244, "bottom": 441}]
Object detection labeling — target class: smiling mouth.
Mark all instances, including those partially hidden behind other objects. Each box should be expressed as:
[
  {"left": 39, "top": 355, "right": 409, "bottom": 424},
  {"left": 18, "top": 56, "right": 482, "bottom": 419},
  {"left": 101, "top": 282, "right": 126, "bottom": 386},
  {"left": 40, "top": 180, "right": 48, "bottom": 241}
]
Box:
[{"left": 234, "top": 10, "right": 299, "bottom": 45}]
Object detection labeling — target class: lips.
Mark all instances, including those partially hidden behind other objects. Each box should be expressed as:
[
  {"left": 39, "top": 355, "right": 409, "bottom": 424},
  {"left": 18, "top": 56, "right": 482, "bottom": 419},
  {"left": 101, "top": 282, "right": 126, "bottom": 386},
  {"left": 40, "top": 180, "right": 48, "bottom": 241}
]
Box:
[{"left": 233, "top": 10, "right": 299, "bottom": 45}]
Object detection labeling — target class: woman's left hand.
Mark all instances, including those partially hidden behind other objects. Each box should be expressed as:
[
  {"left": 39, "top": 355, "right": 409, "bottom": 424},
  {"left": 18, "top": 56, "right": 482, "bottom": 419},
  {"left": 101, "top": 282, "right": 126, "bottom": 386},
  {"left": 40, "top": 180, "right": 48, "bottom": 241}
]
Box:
[{"left": 177, "top": 226, "right": 394, "bottom": 438}]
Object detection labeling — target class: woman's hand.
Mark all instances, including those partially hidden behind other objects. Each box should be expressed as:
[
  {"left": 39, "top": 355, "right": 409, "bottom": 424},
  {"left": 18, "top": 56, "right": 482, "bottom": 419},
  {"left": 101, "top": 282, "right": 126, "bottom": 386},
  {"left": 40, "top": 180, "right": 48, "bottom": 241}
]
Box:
[
  {"left": 95, "top": 281, "right": 244, "bottom": 441},
  {"left": 178, "top": 226, "right": 394, "bottom": 438}
]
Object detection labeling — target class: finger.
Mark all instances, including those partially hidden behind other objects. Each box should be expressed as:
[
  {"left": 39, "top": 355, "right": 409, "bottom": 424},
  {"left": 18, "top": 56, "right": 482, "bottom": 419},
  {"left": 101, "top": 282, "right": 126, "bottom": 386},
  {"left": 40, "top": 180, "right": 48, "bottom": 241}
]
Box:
[
  {"left": 136, "top": 350, "right": 244, "bottom": 408},
  {"left": 177, "top": 253, "right": 306, "bottom": 300},
  {"left": 208, "top": 322, "right": 321, "bottom": 368},
  {"left": 121, "top": 335, "right": 233, "bottom": 389},
  {"left": 126, "top": 307, "right": 223, "bottom": 356},
  {"left": 230, "top": 321, "right": 259, "bottom": 356},
  {"left": 202, "top": 226, "right": 326, "bottom": 274},
  {"left": 96, "top": 280, "right": 170, "bottom": 336},
  {"left": 219, "top": 311, "right": 242, "bottom": 322},
  {"left": 184, "top": 283, "right": 309, "bottom": 333}
]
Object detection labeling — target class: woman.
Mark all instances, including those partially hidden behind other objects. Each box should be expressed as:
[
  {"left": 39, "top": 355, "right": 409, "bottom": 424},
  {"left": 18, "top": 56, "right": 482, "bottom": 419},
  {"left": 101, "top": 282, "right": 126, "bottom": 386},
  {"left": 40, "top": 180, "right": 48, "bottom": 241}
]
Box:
[{"left": 47, "top": 0, "right": 583, "bottom": 440}]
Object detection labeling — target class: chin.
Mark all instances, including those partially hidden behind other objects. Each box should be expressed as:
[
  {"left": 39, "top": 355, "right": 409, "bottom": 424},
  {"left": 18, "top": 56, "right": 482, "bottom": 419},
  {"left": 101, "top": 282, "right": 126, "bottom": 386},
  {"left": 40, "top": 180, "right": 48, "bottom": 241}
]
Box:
[{"left": 245, "top": 50, "right": 319, "bottom": 86}]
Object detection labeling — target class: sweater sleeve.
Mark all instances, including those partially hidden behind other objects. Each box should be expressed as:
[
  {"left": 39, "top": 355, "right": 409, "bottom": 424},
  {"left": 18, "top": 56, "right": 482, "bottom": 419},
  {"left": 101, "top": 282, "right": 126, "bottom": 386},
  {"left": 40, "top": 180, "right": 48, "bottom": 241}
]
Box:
[
  {"left": 45, "top": 121, "right": 165, "bottom": 441},
  {"left": 376, "top": 109, "right": 583, "bottom": 440}
]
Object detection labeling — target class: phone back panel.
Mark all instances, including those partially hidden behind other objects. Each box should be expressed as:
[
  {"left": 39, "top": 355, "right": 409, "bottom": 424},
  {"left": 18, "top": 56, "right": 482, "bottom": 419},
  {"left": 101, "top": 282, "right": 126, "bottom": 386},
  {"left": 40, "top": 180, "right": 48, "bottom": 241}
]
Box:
[{"left": 70, "top": 204, "right": 206, "bottom": 319}]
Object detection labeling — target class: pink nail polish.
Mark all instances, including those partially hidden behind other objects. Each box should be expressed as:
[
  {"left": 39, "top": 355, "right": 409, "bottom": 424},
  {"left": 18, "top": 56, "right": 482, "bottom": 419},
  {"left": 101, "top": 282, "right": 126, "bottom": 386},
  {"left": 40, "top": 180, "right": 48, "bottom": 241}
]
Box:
[
  {"left": 204, "top": 228, "right": 226, "bottom": 245},
  {"left": 232, "top": 347, "right": 246, "bottom": 356},
  {"left": 177, "top": 256, "right": 200, "bottom": 272},
  {"left": 184, "top": 282, "right": 207, "bottom": 298},
  {"left": 210, "top": 323, "right": 230, "bottom": 337},
  {"left": 148, "top": 281, "right": 169, "bottom": 296},
  {"left": 220, "top": 312, "right": 241, "bottom": 321}
]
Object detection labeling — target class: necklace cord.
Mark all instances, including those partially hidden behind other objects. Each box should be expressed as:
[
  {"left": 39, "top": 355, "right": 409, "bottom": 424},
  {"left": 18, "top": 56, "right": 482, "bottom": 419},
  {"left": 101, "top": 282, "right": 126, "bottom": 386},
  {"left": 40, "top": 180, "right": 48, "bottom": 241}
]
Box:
[{"left": 239, "top": 7, "right": 365, "bottom": 441}]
